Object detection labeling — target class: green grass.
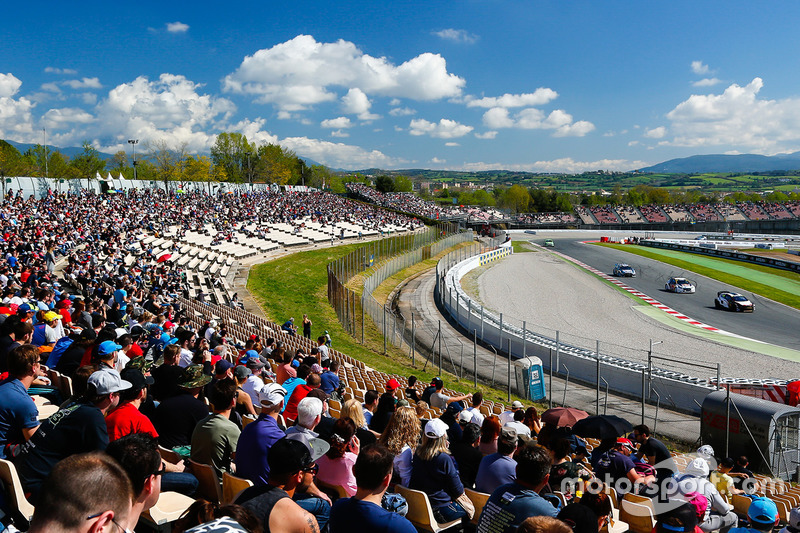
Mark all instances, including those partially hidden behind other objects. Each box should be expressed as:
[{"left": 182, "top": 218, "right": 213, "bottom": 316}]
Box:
[
  {"left": 247, "top": 242, "right": 542, "bottom": 406},
  {"left": 511, "top": 241, "right": 535, "bottom": 253},
  {"left": 594, "top": 243, "right": 800, "bottom": 309}
]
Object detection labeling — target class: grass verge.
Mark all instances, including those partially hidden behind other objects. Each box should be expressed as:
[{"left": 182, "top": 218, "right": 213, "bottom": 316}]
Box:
[{"left": 595, "top": 243, "right": 800, "bottom": 310}]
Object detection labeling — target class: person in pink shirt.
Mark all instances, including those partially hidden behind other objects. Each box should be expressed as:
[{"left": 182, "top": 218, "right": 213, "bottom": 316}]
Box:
[{"left": 317, "top": 417, "right": 359, "bottom": 496}]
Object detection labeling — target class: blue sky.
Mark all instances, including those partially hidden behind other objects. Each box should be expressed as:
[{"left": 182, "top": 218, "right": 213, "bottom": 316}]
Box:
[{"left": 3, "top": 1, "right": 800, "bottom": 172}]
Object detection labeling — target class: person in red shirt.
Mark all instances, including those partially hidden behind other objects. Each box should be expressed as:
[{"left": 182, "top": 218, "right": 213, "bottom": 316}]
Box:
[
  {"left": 283, "top": 373, "right": 322, "bottom": 423},
  {"left": 106, "top": 368, "right": 158, "bottom": 441}
]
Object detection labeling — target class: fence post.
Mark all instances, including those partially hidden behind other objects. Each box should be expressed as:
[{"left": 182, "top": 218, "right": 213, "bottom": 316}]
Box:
[
  {"left": 596, "top": 340, "right": 601, "bottom": 416},
  {"left": 411, "top": 313, "right": 415, "bottom": 366},
  {"left": 507, "top": 338, "right": 511, "bottom": 402},
  {"left": 438, "top": 320, "right": 442, "bottom": 376},
  {"left": 473, "top": 329, "right": 477, "bottom": 388},
  {"left": 361, "top": 297, "right": 365, "bottom": 344},
  {"left": 383, "top": 305, "right": 387, "bottom": 354},
  {"left": 549, "top": 348, "right": 553, "bottom": 409},
  {"left": 641, "top": 367, "right": 646, "bottom": 425},
  {"left": 480, "top": 305, "right": 484, "bottom": 341}
]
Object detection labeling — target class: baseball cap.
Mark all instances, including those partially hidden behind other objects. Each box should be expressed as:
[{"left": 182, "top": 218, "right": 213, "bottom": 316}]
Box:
[
  {"left": 697, "top": 444, "right": 715, "bottom": 458},
  {"left": 121, "top": 367, "right": 153, "bottom": 389},
  {"left": 285, "top": 432, "right": 330, "bottom": 462},
  {"left": 88, "top": 369, "right": 132, "bottom": 395},
  {"left": 44, "top": 311, "right": 61, "bottom": 322},
  {"left": 500, "top": 426, "right": 518, "bottom": 444},
  {"left": 458, "top": 410, "right": 473, "bottom": 424},
  {"left": 267, "top": 438, "right": 313, "bottom": 476},
  {"left": 233, "top": 366, "right": 251, "bottom": 380},
  {"left": 18, "top": 303, "right": 33, "bottom": 313},
  {"left": 558, "top": 503, "right": 599, "bottom": 533},
  {"left": 748, "top": 497, "right": 779, "bottom": 526},
  {"left": 683, "top": 457, "right": 710, "bottom": 478},
  {"left": 98, "top": 340, "right": 122, "bottom": 357},
  {"left": 258, "top": 383, "right": 287, "bottom": 408},
  {"left": 246, "top": 358, "right": 265, "bottom": 370},
  {"left": 445, "top": 402, "right": 463, "bottom": 414},
  {"left": 431, "top": 377, "right": 443, "bottom": 386},
  {"left": 787, "top": 506, "right": 800, "bottom": 530},
  {"left": 424, "top": 418, "right": 448, "bottom": 439},
  {"left": 511, "top": 400, "right": 524, "bottom": 409},
  {"left": 386, "top": 378, "right": 400, "bottom": 390},
  {"left": 75, "top": 328, "right": 97, "bottom": 341},
  {"left": 616, "top": 437, "right": 636, "bottom": 451},
  {"left": 215, "top": 360, "right": 234, "bottom": 374},
  {"left": 246, "top": 349, "right": 259, "bottom": 359},
  {"left": 655, "top": 501, "right": 700, "bottom": 533}
]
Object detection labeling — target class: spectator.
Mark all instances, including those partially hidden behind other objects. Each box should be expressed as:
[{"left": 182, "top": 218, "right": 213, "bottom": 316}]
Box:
[
  {"left": 522, "top": 407, "right": 542, "bottom": 435},
  {"left": 150, "top": 343, "right": 184, "bottom": 401},
  {"left": 577, "top": 490, "right": 614, "bottom": 532},
  {"left": 466, "top": 391, "right": 486, "bottom": 427},
  {"left": 316, "top": 335, "right": 329, "bottom": 362},
  {"left": 778, "top": 507, "right": 800, "bottom": 533},
  {"left": 27, "top": 452, "right": 134, "bottom": 533},
  {"left": 329, "top": 443, "right": 416, "bottom": 533},
  {"left": 404, "top": 375, "right": 421, "bottom": 403},
  {"left": 549, "top": 438, "right": 591, "bottom": 502},
  {"left": 369, "top": 389, "right": 397, "bottom": 433},
  {"left": 152, "top": 364, "right": 211, "bottom": 449},
  {"left": 284, "top": 372, "right": 321, "bottom": 423},
  {"left": 0, "top": 343, "right": 41, "bottom": 457},
  {"left": 302, "top": 314, "right": 312, "bottom": 339},
  {"left": 711, "top": 457, "right": 744, "bottom": 499},
  {"left": 557, "top": 503, "right": 600, "bottom": 533},
  {"left": 55, "top": 327, "right": 96, "bottom": 377},
  {"left": 174, "top": 501, "right": 262, "bottom": 533},
  {"left": 236, "top": 383, "right": 288, "bottom": 485},
  {"left": 106, "top": 367, "right": 157, "bottom": 441},
  {"left": 633, "top": 423, "right": 678, "bottom": 482},
  {"left": 342, "top": 398, "right": 378, "bottom": 445},
  {"left": 730, "top": 497, "right": 779, "bottom": 532},
  {"left": 505, "top": 409, "right": 532, "bottom": 438},
  {"left": 282, "top": 364, "right": 311, "bottom": 412},
  {"left": 429, "top": 379, "right": 471, "bottom": 410},
  {"left": 480, "top": 416, "right": 502, "bottom": 455},
  {"left": 420, "top": 377, "right": 441, "bottom": 405},
  {"left": 377, "top": 406, "right": 420, "bottom": 487},
  {"left": 317, "top": 417, "right": 360, "bottom": 496},
  {"left": 517, "top": 516, "right": 572, "bottom": 533},
  {"left": 191, "top": 378, "right": 240, "bottom": 478},
  {"left": 475, "top": 426, "right": 519, "bottom": 494},
  {"left": 105, "top": 432, "right": 165, "bottom": 529},
  {"left": 594, "top": 437, "right": 656, "bottom": 494},
  {"left": 499, "top": 400, "right": 524, "bottom": 425},
  {"left": 731, "top": 455, "right": 759, "bottom": 494},
  {"left": 15, "top": 368, "right": 132, "bottom": 502},
  {"left": 235, "top": 438, "right": 320, "bottom": 533},
  {"left": 233, "top": 365, "right": 258, "bottom": 418},
  {"left": 450, "top": 422, "right": 483, "bottom": 490},
  {"left": 475, "top": 444, "right": 557, "bottom": 533},
  {"left": 319, "top": 360, "right": 340, "bottom": 396},
  {"left": 674, "top": 457, "right": 738, "bottom": 532},
  {"left": 241, "top": 357, "right": 266, "bottom": 405},
  {"left": 275, "top": 348, "right": 296, "bottom": 385},
  {"left": 287, "top": 396, "right": 324, "bottom": 438},
  {"left": 282, "top": 317, "right": 297, "bottom": 337},
  {"left": 410, "top": 418, "right": 472, "bottom": 524}
]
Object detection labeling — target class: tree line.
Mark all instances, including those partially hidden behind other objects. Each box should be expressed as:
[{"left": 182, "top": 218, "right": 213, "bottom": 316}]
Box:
[{"left": 0, "top": 134, "right": 345, "bottom": 192}]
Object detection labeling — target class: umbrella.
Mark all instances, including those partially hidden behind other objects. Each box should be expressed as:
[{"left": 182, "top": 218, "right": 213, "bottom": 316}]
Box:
[
  {"left": 157, "top": 253, "right": 172, "bottom": 263},
  {"left": 572, "top": 415, "right": 633, "bottom": 440},
  {"left": 541, "top": 407, "right": 589, "bottom": 428}
]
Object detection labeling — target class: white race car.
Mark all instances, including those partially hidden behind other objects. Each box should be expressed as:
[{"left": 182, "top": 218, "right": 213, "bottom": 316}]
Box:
[
  {"left": 665, "top": 277, "right": 695, "bottom": 294},
  {"left": 715, "top": 291, "right": 754, "bottom": 312},
  {"left": 613, "top": 263, "right": 636, "bottom": 277}
]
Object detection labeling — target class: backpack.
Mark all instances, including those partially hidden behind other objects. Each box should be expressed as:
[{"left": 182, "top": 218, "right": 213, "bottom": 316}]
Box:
[{"left": 31, "top": 323, "right": 48, "bottom": 347}]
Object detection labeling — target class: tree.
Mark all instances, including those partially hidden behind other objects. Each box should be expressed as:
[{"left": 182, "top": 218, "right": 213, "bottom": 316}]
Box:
[
  {"left": 473, "top": 188, "right": 495, "bottom": 206},
  {"left": 394, "top": 175, "right": 413, "bottom": 192},
  {"left": 109, "top": 151, "right": 129, "bottom": 174},
  {"left": 500, "top": 184, "right": 530, "bottom": 213},
  {"left": 210, "top": 132, "right": 252, "bottom": 183},
  {"left": 68, "top": 141, "right": 106, "bottom": 180},
  {"left": 254, "top": 143, "right": 296, "bottom": 185},
  {"left": 0, "top": 141, "right": 23, "bottom": 177},
  {"left": 182, "top": 156, "right": 214, "bottom": 183},
  {"left": 147, "top": 139, "right": 178, "bottom": 185},
  {"left": 375, "top": 175, "right": 395, "bottom": 193}
]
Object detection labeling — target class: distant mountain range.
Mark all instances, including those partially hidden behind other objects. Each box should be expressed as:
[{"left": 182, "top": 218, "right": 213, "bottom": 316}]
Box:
[{"left": 638, "top": 152, "right": 800, "bottom": 173}]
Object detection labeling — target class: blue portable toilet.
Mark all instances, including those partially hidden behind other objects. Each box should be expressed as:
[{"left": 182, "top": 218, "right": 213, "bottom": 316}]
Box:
[{"left": 519, "top": 357, "right": 546, "bottom": 401}]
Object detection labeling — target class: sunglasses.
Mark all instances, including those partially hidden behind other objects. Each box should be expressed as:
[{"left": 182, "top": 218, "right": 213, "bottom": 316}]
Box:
[
  {"left": 302, "top": 463, "right": 319, "bottom": 475},
  {"left": 87, "top": 512, "right": 133, "bottom": 533},
  {"left": 149, "top": 461, "right": 167, "bottom": 479}
]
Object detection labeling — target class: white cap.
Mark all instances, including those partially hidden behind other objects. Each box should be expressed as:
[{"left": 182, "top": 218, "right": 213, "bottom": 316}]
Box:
[
  {"left": 697, "top": 444, "right": 715, "bottom": 458},
  {"left": 88, "top": 369, "right": 132, "bottom": 395},
  {"left": 458, "top": 410, "right": 473, "bottom": 424},
  {"left": 258, "top": 383, "right": 287, "bottom": 407},
  {"left": 684, "top": 457, "right": 710, "bottom": 478},
  {"left": 424, "top": 418, "right": 449, "bottom": 439},
  {"left": 511, "top": 401, "right": 524, "bottom": 409}
]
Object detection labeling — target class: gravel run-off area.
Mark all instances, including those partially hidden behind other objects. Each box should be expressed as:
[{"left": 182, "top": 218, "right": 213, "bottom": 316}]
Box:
[{"left": 465, "top": 250, "right": 800, "bottom": 381}]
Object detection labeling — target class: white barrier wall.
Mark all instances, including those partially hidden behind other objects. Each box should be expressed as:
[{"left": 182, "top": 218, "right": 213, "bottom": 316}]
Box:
[{"left": 437, "top": 247, "right": 715, "bottom": 414}]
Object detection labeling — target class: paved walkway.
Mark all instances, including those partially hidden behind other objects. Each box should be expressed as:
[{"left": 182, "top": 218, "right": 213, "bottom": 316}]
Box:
[{"left": 395, "top": 263, "right": 702, "bottom": 445}]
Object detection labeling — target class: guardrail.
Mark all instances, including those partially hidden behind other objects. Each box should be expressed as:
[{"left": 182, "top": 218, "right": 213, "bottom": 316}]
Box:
[{"left": 641, "top": 240, "right": 800, "bottom": 273}]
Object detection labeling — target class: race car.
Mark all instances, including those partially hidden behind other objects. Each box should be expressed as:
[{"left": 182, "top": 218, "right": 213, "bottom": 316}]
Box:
[
  {"left": 715, "top": 291, "right": 754, "bottom": 312},
  {"left": 543, "top": 239, "right": 555, "bottom": 247},
  {"left": 665, "top": 277, "right": 695, "bottom": 294},
  {"left": 613, "top": 263, "right": 636, "bottom": 277}
]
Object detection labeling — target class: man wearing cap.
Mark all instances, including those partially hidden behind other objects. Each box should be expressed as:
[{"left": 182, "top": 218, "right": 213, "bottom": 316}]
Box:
[
  {"left": 778, "top": 506, "right": 800, "bottom": 533},
  {"left": 105, "top": 367, "right": 158, "bottom": 441},
  {"left": 330, "top": 443, "right": 416, "bottom": 533},
  {"left": 673, "top": 457, "right": 738, "bottom": 532},
  {"left": 236, "top": 382, "right": 290, "bottom": 485},
  {"left": 594, "top": 438, "right": 656, "bottom": 494},
  {"left": 476, "top": 444, "right": 557, "bottom": 533},
  {"left": 97, "top": 339, "right": 127, "bottom": 372},
  {"left": 191, "top": 378, "right": 240, "bottom": 478},
  {"left": 499, "top": 400, "right": 525, "bottom": 425},
  {"left": 15, "top": 368, "right": 132, "bottom": 501},
  {"left": 729, "top": 497, "right": 779, "bottom": 532},
  {"left": 241, "top": 356, "right": 266, "bottom": 405},
  {"left": 429, "top": 378, "right": 472, "bottom": 410},
  {"left": 235, "top": 438, "right": 321, "bottom": 533},
  {"left": 475, "top": 426, "right": 519, "bottom": 494},
  {"left": 153, "top": 364, "right": 212, "bottom": 449}
]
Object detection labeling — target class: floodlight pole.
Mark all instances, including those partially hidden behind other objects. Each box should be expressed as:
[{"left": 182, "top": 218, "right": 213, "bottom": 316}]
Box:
[{"left": 128, "top": 139, "right": 139, "bottom": 180}]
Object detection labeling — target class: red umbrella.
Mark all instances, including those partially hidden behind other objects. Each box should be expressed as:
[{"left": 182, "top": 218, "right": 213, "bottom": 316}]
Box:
[
  {"left": 157, "top": 253, "right": 172, "bottom": 263},
  {"left": 541, "top": 407, "right": 589, "bottom": 428}
]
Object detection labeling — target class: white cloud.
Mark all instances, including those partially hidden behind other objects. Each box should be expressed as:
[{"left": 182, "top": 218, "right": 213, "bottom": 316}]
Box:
[
  {"left": 167, "top": 22, "right": 189, "bottom": 33},
  {"left": 41, "top": 82, "right": 61, "bottom": 93},
  {"left": 222, "top": 35, "right": 465, "bottom": 111},
  {"left": 330, "top": 130, "right": 349, "bottom": 138},
  {"left": 628, "top": 141, "right": 640, "bottom": 146},
  {"left": 474, "top": 131, "right": 497, "bottom": 139},
  {"left": 432, "top": 29, "right": 478, "bottom": 44},
  {"left": 280, "top": 136, "right": 403, "bottom": 168},
  {"left": 664, "top": 77, "right": 800, "bottom": 152},
  {"left": 466, "top": 89, "right": 558, "bottom": 108},
  {"left": 692, "top": 78, "right": 722, "bottom": 87},
  {"left": 445, "top": 142, "right": 459, "bottom": 147},
  {"left": 81, "top": 93, "right": 98, "bottom": 105},
  {"left": 63, "top": 77, "right": 102, "bottom": 90},
  {"left": 644, "top": 126, "right": 666, "bottom": 139},
  {"left": 341, "top": 88, "right": 380, "bottom": 120},
  {"left": 431, "top": 157, "right": 446, "bottom": 164},
  {"left": 409, "top": 118, "right": 473, "bottom": 138},
  {"left": 389, "top": 106, "right": 416, "bottom": 117},
  {"left": 483, "top": 107, "right": 595, "bottom": 137},
  {"left": 459, "top": 158, "right": 649, "bottom": 173},
  {"left": 691, "top": 61, "right": 710, "bottom": 75},
  {"left": 44, "top": 67, "right": 77, "bottom": 75},
  {"left": 42, "top": 107, "right": 95, "bottom": 125},
  {"left": 0, "top": 73, "right": 35, "bottom": 141},
  {"left": 321, "top": 116, "right": 352, "bottom": 129}
]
